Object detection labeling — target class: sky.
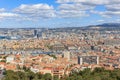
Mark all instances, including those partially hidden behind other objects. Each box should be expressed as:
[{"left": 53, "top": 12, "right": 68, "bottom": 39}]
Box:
[{"left": 0, "top": 0, "right": 120, "bottom": 28}]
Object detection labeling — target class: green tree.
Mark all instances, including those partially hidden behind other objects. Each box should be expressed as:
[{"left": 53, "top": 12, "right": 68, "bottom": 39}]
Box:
[
  {"left": 26, "top": 71, "right": 35, "bottom": 80},
  {"left": 4, "top": 70, "right": 19, "bottom": 80},
  {"left": 42, "top": 73, "right": 52, "bottom": 80}
]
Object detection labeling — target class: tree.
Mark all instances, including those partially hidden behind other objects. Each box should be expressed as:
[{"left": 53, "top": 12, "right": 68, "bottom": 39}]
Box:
[
  {"left": 0, "top": 60, "right": 6, "bottom": 62},
  {"left": 26, "top": 71, "right": 35, "bottom": 80},
  {"left": 3, "top": 68, "right": 120, "bottom": 80},
  {"left": 42, "top": 73, "right": 52, "bottom": 80},
  {"left": 35, "top": 72, "right": 43, "bottom": 79},
  {"left": 53, "top": 76, "right": 59, "bottom": 80},
  {"left": 4, "top": 70, "right": 19, "bottom": 80},
  {"left": 16, "top": 71, "right": 26, "bottom": 80}
]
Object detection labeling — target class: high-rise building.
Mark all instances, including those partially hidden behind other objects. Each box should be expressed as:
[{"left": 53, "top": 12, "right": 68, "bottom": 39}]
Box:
[
  {"left": 34, "top": 30, "right": 39, "bottom": 38},
  {"left": 34, "top": 30, "right": 37, "bottom": 36},
  {"left": 78, "top": 56, "right": 99, "bottom": 65}
]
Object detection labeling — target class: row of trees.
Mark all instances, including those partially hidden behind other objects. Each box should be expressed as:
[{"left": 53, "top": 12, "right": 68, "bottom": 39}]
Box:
[
  {"left": 66, "top": 68, "right": 120, "bottom": 80},
  {"left": 2, "top": 68, "right": 120, "bottom": 80},
  {"left": 3, "top": 70, "right": 53, "bottom": 80}
]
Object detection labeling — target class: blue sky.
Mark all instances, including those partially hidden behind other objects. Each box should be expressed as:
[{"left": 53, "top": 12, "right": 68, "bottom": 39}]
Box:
[{"left": 0, "top": 0, "right": 120, "bottom": 28}]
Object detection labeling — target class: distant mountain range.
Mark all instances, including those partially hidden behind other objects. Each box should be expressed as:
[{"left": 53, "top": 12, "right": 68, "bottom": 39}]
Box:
[
  {"left": 49, "top": 23, "right": 120, "bottom": 31},
  {"left": 89, "top": 23, "right": 120, "bottom": 28},
  {"left": 55, "top": 23, "right": 120, "bottom": 29},
  {"left": 81, "top": 23, "right": 120, "bottom": 31}
]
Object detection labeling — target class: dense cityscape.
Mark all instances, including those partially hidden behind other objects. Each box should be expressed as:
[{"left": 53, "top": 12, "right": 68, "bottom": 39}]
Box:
[
  {"left": 0, "top": 23, "right": 119, "bottom": 80},
  {"left": 0, "top": 0, "right": 120, "bottom": 80}
]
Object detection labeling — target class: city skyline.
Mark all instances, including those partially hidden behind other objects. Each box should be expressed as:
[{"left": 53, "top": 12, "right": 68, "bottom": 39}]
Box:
[{"left": 0, "top": 0, "right": 120, "bottom": 28}]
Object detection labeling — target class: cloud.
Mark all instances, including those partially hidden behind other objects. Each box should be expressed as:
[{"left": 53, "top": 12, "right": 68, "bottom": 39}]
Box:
[
  {"left": 56, "top": 0, "right": 120, "bottom": 18},
  {"left": 56, "top": 0, "right": 110, "bottom": 5},
  {"left": 8, "top": 1, "right": 119, "bottom": 20},
  {"left": 97, "top": 20, "right": 105, "bottom": 22},
  {"left": 92, "top": 10, "right": 120, "bottom": 18},
  {"left": 0, "top": 8, "right": 5, "bottom": 12},
  {"left": 56, "top": 0, "right": 120, "bottom": 5},
  {"left": 14, "top": 4, "right": 56, "bottom": 19},
  {"left": 57, "top": 3, "right": 94, "bottom": 18},
  {"left": 56, "top": 0, "right": 104, "bottom": 18},
  {"left": 0, "top": 13, "right": 20, "bottom": 20},
  {"left": 0, "top": 13, "right": 19, "bottom": 17},
  {"left": 106, "top": 4, "right": 120, "bottom": 11},
  {"left": 0, "top": 8, "right": 20, "bottom": 20},
  {"left": 57, "top": 10, "right": 88, "bottom": 18},
  {"left": 0, "top": 0, "right": 120, "bottom": 21},
  {"left": 58, "top": 3, "right": 94, "bottom": 10}
]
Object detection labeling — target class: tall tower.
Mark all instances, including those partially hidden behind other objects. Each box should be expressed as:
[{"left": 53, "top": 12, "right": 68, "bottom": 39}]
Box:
[
  {"left": 34, "top": 30, "right": 37, "bottom": 35},
  {"left": 97, "top": 56, "right": 99, "bottom": 64},
  {"left": 34, "top": 30, "right": 38, "bottom": 38},
  {"left": 78, "top": 56, "right": 83, "bottom": 65}
]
